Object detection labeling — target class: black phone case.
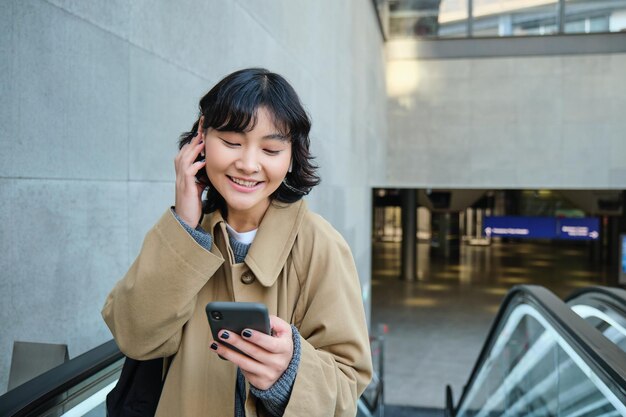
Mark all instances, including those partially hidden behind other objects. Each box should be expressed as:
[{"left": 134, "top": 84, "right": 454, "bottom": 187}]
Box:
[
  {"left": 194, "top": 153, "right": 208, "bottom": 184},
  {"left": 205, "top": 302, "right": 271, "bottom": 356}
]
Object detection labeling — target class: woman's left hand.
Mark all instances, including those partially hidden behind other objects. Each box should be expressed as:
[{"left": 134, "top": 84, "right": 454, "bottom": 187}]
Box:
[{"left": 211, "top": 315, "right": 294, "bottom": 390}]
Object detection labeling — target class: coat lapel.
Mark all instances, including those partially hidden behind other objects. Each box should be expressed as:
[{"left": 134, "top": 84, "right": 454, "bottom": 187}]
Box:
[
  {"left": 200, "top": 200, "right": 307, "bottom": 287},
  {"left": 246, "top": 200, "right": 307, "bottom": 287}
]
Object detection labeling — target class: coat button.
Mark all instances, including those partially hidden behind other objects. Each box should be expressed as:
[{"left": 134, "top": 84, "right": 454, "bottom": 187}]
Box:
[{"left": 241, "top": 271, "right": 255, "bottom": 284}]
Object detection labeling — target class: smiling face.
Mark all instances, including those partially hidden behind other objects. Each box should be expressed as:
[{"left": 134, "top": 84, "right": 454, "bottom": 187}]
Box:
[{"left": 203, "top": 107, "right": 292, "bottom": 231}]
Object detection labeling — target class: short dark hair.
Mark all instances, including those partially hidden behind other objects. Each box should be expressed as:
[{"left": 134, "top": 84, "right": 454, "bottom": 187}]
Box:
[{"left": 179, "top": 68, "right": 320, "bottom": 214}]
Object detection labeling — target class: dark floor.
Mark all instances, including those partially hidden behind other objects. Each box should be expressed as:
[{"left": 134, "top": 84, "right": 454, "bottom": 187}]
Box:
[{"left": 370, "top": 239, "right": 610, "bottom": 409}]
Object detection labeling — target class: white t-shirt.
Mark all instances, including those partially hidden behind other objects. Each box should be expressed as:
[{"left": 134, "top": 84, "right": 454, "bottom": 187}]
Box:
[{"left": 225, "top": 223, "right": 257, "bottom": 245}]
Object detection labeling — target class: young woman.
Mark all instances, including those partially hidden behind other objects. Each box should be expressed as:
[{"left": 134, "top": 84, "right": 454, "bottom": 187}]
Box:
[{"left": 102, "top": 68, "right": 372, "bottom": 416}]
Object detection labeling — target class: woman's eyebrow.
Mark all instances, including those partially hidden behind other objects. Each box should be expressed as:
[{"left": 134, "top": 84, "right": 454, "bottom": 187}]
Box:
[{"left": 262, "top": 133, "right": 289, "bottom": 142}]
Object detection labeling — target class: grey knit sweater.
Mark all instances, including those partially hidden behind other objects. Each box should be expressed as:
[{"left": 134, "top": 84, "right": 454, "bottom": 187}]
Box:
[{"left": 173, "top": 210, "right": 301, "bottom": 417}]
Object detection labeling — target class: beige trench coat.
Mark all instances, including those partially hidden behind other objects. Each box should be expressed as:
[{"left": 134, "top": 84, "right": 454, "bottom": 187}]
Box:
[{"left": 102, "top": 199, "right": 372, "bottom": 416}]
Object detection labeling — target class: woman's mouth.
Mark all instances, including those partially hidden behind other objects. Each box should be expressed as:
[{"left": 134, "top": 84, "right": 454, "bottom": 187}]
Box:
[{"left": 227, "top": 176, "right": 262, "bottom": 188}]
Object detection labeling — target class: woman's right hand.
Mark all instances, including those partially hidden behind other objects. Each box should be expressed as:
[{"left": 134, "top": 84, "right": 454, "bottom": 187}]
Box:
[{"left": 174, "top": 118, "right": 207, "bottom": 229}]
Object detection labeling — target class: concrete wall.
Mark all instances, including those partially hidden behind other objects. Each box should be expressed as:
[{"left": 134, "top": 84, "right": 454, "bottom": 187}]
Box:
[
  {"left": 0, "top": 0, "right": 387, "bottom": 392},
  {"left": 386, "top": 46, "right": 626, "bottom": 189}
]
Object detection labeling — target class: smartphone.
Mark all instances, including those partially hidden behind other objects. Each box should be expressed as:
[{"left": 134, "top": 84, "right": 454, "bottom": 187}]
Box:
[
  {"left": 205, "top": 302, "right": 271, "bottom": 356},
  {"left": 194, "top": 152, "right": 209, "bottom": 185}
]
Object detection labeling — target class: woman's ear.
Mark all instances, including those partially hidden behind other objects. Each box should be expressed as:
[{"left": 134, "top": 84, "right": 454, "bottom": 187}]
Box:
[{"left": 198, "top": 116, "right": 205, "bottom": 139}]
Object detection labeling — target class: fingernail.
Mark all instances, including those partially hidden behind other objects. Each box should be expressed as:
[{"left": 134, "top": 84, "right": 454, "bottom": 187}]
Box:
[
  {"left": 242, "top": 329, "right": 252, "bottom": 338},
  {"left": 210, "top": 342, "right": 218, "bottom": 350},
  {"left": 220, "top": 331, "right": 230, "bottom": 340}
]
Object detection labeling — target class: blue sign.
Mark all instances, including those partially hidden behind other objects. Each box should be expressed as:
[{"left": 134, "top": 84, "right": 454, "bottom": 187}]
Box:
[
  {"left": 557, "top": 217, "right": 600, "bottom": 240},
  {"left": 484, "top": 216, "right": 556, "bottom": 239},
  {"left": 484, "top": 216, "right": 599, "bottom": 240}
]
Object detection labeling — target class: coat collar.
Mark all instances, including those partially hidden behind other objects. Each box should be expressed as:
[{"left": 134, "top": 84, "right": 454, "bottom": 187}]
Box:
[{"left": 202, "top": 199, "right": 307, "bottom": 287}]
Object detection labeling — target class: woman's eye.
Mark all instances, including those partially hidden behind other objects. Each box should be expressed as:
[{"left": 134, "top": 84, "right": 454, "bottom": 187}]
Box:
[
  {"left": 264, "top": 149, "right": 282, "bottom": 156},
  {"left": 220, "top": 139, "right": 240, "bottom": 148}
]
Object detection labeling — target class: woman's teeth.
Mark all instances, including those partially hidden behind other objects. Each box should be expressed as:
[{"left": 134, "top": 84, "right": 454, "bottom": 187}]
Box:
[{"left": 231, "top": 177, "right": 258, "bottom": 187}]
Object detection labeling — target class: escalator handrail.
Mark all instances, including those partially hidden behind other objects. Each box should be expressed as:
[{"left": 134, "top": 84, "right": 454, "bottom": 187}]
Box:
[
  {"left": 566, "top": 285, "right": 626, "bottom": 315},
  {"left": 0, "top": 336, "right": 383, "bottom": 416},
  {"left": 453, "top": 285, "right": 626, "bottom": 415},
  {"left": 0, "top": 339, "right": 123, "bottom": 417}
]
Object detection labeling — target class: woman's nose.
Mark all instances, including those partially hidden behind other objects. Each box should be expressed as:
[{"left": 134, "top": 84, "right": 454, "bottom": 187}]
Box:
[{"left": 235, "top": 151, "right": 260, "bottom": 174}]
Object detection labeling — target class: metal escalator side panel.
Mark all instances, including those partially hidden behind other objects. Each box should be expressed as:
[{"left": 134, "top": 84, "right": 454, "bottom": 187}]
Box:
[
  {"left": 0, "top": 340, "right": 123, "bottom": 417},
  {"left": 58, "top": 379, "right": 118, "bottom": 417},
  {"left": 566, "top": 287, "right": 626, "bottom": 315},
  {"left": 453, "top": 285, "right": 626, "bottom": 417},
  {"left": 567, "top": 287, "right": 626, "bottom": 355},
  {"left": 457, "top": 303, "right": 626, "bottom": 417},
  {"left": 571, "top": 304, "right": 626, "bottom": 351}
]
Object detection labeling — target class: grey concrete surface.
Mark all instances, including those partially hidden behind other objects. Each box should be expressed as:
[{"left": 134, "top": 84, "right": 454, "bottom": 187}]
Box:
[
  {"left": 0, "top": 0, "right": 387, "bottom": 392},
  {"left": 1, "top": 0, "right": 129, "bottom": 180},
  {"left": 128, "top": 46, "right": 207, "bottom": 182},
  {"left": 127, "top": 181, "right": 175, "bottom": 261},
  {"left": 385, "top": 51, "right": 626, "bottom": 189},
  {"left": 0, "top": 179, "right": 129, "bottom": 392},
  {"left": 45, "top": 0, "right": 131, "bottom": 39}
]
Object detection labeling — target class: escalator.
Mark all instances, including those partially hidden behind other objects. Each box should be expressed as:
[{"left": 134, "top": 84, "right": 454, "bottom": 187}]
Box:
[
  {"left": 566, "top": 287, "right": 626, "bottom": 353},
  {"left": 0, "top": 340, "right": 122, "bottom": 416},
  {"left": 0, "top": 337, "right": 384, "bottom": 417},
  {"left": 447, "top": 286, "right": 626, "bottom": 417},
  {"left": 2, "top": 285, "right": 625, "bottom": 416}
]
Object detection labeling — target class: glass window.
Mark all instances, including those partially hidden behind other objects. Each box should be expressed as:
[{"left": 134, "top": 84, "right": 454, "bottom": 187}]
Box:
[
  {"left": 564, "top": 0, "right": 626, "bottom": 34},
  {"left": 388, "top": 0, "right": 468, "bottom": 38},
  {"left": 381, "top": 0, "right": 626, "bottom": 37},
  {"left": 440, "top": 0, "right": 470, "bottom": 37},
  {"left": 473, "top": 0, "right": 559, "bottom": 36}
]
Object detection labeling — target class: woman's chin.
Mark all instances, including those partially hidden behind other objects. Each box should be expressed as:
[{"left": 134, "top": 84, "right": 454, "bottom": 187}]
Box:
[{"left": 224, "top": 196, "right": 271, "bottom": 216}]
